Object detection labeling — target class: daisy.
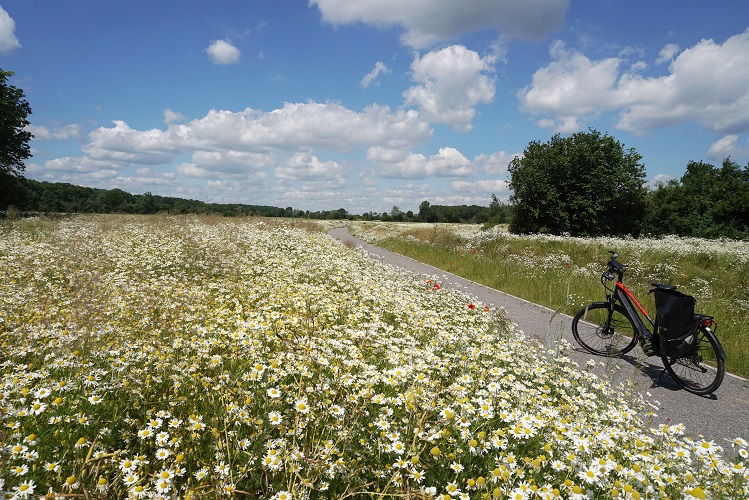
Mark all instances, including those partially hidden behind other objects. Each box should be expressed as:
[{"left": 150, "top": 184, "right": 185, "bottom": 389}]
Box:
[
  {"left": 129, "top": 485, "right": 148, "bottom": 498},
  {"left": 11, "top": 480, "right": 35, "bottom": 499},
  {"left": 268, "top": 411, "right": 283, "bottom": 425},
  {"left": 295, "top": 397, "right": 310, "bottom": 413}
]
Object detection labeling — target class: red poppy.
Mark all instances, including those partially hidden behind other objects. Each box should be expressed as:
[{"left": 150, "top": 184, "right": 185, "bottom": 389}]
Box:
[
  {"left": 433, "top": 284, "right": 441, "bottom": 290},
  {"left": 468, "top": 303, "right": 476, "bottom": 310}
]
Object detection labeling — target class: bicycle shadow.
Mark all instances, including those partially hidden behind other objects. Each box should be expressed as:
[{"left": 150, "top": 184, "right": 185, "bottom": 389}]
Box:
[{"left": 571, "top": 347, "right": 719, "bottom": 400}]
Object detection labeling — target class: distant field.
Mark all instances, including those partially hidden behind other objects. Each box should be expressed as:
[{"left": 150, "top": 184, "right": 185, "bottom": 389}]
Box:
[{"left": 346, "top": 221, "right": 749, "bottom": 379}]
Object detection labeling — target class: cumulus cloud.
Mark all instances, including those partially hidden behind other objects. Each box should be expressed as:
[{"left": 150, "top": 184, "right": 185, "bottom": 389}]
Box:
[
  {"left": 518, "top": 40, "right": 621, "bottom": 131},
  {"left": 708, "top": 134, "right": 749, "bottom": 162},
  {"left": 360, "top": 61, "right": 390, "bottom": 88},
  {"left": 656, "top": 43, "right": 679, "bottom": 64},
  {"left": 404, "top": 45, "right": 496, "bottom": 131},
  {"left": 84, "top": 120, "right": 180, "bottom": 165},
  {"left": 520, "top": 30, "right": 749, "bottom": 135},
  {"left": 176, "top": 150, "right": 275, "bottom": 178},
  {"left": 310, "top": 0, "right": 569, "bottom": 49},
  {"left": 0, "top": 6, "right": 21, "bottom": 53},
  {"left": 274, "top": 151, "right": 346, "bottom": 181},
  {"left": 84, "top": 102, "right": 432, "bottom": 164},
  {"left": 206, "top": 39, "right": 241, "bottom": 65},
  {"left": 27, "top": 123, "right": 84, "bottom": 141},
  {"left": 368, "top": 145, "right": 474, "bottom": 178},
  {"left": 616, "top": 30, "right": 749, "bottom": 134},
  {"left": 164, "top": 108, "right": 187, "bottom": 125},
  {"left": 451, "top": 178, "right": 511, "bottom": 195},
  {"left": 473, "top": 150, "right": 520, "bottom": 175}
]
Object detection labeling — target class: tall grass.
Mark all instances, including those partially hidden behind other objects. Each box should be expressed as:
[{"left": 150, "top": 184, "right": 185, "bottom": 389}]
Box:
[{"left": 347, "top": 222, "right": 749, "bottom": 379}]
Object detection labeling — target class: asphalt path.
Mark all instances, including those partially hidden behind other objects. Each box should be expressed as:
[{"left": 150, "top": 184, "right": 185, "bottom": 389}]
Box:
[{"left": 328, "top": 227, "right": 749, "bottom": 445}]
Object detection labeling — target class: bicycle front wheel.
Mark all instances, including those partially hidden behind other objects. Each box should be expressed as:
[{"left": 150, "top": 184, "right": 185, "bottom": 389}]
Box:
[
  {"left": 662, "top": 327, "right": 725, "bottom": 395},
  {"left": 572, "top": 303, "right": 639, "bottom": 356}
]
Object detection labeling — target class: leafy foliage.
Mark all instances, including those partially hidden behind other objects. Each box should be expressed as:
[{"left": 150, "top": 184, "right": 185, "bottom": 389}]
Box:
[
  {"left": 0, "top": 69, "right": 34, "bottom": 209},
  {"left": 508, "top": 130, "right": 647, "bottom": 236},
  {"left": 644, "top": 159, "right": 749, "bottom": 239}
]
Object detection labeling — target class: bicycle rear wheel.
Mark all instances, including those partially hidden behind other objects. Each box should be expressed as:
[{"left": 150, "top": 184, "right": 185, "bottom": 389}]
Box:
[
  {"left": 661, "top": 327, "right": 725, "bottom": 395},
  {"left": 572, "top": 303, "right": 639, "bottom": 356}
]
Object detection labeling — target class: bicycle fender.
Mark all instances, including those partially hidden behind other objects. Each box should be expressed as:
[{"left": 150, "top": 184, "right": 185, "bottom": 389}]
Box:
[{"left": 706, "top": 329, "right": 727, "bottom": 361}]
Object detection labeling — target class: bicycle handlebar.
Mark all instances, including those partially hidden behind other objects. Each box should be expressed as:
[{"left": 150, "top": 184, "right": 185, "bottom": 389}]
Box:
[{"left": 603, "top": 250, "right": 625, "bottom": 282}]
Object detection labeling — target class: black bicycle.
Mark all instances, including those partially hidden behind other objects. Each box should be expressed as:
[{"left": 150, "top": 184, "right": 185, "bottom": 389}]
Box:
[{"left": 571, "top": 251, "right": 726, "bottom": 395}]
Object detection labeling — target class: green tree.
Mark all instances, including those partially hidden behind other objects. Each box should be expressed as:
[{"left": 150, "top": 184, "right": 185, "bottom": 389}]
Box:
[
  {"left": 0, "top": 69, "right": 34, "bottom": 210},
  {"left": 418, "top": 200, "right": 436, "bottom": 222},
  {"left": 508, "top": 130, "right": 646, "bottom": 236},
  {"left": 644, "top": 159, "right": 749, "bottom": 239}
]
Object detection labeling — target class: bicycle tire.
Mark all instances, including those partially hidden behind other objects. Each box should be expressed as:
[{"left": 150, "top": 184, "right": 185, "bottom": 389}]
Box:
[
  {"left": 572, "top": 302, "right": 639, "bottom": 356},
  {"left": 661, "top": 327, "right": 725, "bottom": 395}
]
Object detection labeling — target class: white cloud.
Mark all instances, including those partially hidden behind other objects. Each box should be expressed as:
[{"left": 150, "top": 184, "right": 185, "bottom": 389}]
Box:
[
  {"left": 310, "top": 0, "right": 569, "bottom": 49},
  {"left": 28, "top": 123, "right": 84, "bottom": 141},
  {"left": 0, "top": 6, "right": 21, "bottom": 53},
  {"left": 616, "top": 30, "right": 749, "bottom": 134},
  {"left": 518, "top": 40, "right": 621, "bottom": 132},
  {"left": 520, "top": 30, "right": 749, "bottom": 135},
  {"left": 176, "top": 150, "right": 275, "bottom": 178},
  {"left": 473, "top": 151, "right": 520, "bottom": 175},
  {"left": 404, "top": 45, "right": 496, "bottom": 132},
  {"left": 164, "top": 108, "right": 187, "bottom": 125},
  {"left": 368, "top": 146, "right": 473, "bottom": 178},
  {"left": 206, "top": 39, "right": 241, "bottom": 65},
  {"left": 274, "top": 151, "right": 346, "bottom": 181},
  {"left": 450, "top": 178, "right": 511, "bottom": 197},
  {"left": 84, "top": 120, "right": 179, "bottom": 164},
  {"left": 360, "top": 61, "right": 390, "bottom": 88},
  {"left": 708, "top": 134, "right": 749, "bottom": 162},
  {"left": 656, "top": 43, "right": 679, "bottom": 64},
  {"left": 84, "top": 102, "right": 432, "bottom": 164},
  {"left": 647, "top": 173, "right": 675, "bottom": 189}
]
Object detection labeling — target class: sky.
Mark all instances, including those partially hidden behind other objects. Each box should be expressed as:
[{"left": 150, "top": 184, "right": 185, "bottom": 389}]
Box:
[{"left": 2, "top": 1, "right": 749, "bottom": 214}]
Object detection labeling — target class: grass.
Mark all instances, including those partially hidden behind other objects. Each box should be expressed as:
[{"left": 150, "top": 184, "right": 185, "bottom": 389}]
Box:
[
  {"left": 0, "top": 215, "right": 747, "bottom": 499},
  {"left": 346, "top": 221, "right": 749, "bottom": 380}
]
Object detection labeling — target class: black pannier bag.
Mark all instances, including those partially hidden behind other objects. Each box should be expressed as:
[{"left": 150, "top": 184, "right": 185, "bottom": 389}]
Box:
[{"left": 654, "top": 288, "right": 700, "bottom": 358}]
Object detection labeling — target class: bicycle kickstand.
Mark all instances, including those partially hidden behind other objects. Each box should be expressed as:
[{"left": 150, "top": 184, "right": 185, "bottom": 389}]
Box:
[{"left": 650, "top": 367, "right": 668, "bottom": 389}]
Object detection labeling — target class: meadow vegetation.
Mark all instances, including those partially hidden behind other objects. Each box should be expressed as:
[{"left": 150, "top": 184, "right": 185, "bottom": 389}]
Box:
[
  {"left": 345, "top": 222, "right": 749, "bottom": 381},
  {"left": 0, "top": 215, "right": 747, "bottom": 499}
]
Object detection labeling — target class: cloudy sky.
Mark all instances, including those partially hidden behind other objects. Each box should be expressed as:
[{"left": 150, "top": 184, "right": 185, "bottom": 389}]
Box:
[{"left": 2, "top": 1, "right": 749, "bottom": 213}]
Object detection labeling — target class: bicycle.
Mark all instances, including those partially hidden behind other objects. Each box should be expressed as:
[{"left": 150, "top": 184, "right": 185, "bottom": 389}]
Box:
[{"left": 571, "top": 251, "right": 726, "bottom": 395}]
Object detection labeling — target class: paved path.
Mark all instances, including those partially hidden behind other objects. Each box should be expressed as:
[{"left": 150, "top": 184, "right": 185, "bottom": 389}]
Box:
[{"left": 328, "top": 227, "right": 749, "bottom": 445}]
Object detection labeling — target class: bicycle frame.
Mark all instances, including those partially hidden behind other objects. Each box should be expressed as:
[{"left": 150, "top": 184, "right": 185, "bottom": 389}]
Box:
[{"left": 610, "top": 281, "right": 655, "bottom": 340}]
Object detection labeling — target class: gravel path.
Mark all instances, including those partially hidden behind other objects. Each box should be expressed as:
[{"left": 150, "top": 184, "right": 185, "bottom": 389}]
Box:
[{"left": 328, "top": 227, "right": 749, "bottom": 445}]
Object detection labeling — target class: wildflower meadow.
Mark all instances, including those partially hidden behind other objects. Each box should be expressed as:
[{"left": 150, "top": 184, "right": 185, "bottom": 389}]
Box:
[
  {"left": 0, "top": 215, "right": 747, "bottom": 499},
  {"left": 345, "top": 221, "right": 749, "bottom": 379}
]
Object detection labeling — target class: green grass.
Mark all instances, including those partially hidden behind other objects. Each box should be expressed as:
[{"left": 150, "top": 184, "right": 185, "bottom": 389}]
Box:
[{"left": 351, "top": 223, "right": 749, "bottom": 379}]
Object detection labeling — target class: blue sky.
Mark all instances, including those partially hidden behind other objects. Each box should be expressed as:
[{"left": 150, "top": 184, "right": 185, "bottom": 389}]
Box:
[{"left": 2, "top": 1, "right": 749, "bottom": 214}]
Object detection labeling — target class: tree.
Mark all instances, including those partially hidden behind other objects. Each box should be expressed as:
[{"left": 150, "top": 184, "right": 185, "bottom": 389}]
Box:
[
  {"left": 390, "top": 205, "right": 405, "bottom": 222},
  {"left": 418, "top": 200, "right": 436, "bottom": 222},
  {"left": 0, "top": 69, "right": 34, "bottom": 209},
  {"left": 508, "top": 130, "right": 646, "bottom": 236},
  {"left": 482, "top": 193, "right": 511, "bottom": 229}
]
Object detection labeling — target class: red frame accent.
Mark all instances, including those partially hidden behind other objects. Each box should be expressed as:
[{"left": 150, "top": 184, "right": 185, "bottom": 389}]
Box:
[{"left": 615, "top": 282, "right": 649, "bottom": 317}]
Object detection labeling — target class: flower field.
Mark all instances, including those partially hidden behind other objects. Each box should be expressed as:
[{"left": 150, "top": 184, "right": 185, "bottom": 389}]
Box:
[
  {"left": 1, "top": 215, "right": 747, "bottom": 499},
  {"left": 345, "top": 221, "right": 749, "bottom": 378}
]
